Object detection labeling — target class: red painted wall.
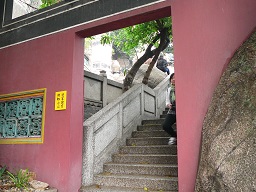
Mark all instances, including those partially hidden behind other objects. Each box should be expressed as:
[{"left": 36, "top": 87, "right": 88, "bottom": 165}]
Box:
[
  {"left": 172, "top": 0, "right": 256, "bottom": 191},
  {"left": 1, "top": 1, "right": 256, "bottom": 192},
  {"left": 0, "top": 31, "right": 84, "bottom": 192},
  {"left": 0, "top": 2, "right": 172, "bottom": 192}
]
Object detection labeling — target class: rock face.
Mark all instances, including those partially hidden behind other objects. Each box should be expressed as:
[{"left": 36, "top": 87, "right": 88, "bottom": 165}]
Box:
[
  {"left": 133, "top": 64, "right": 168, "bottom": 89},
  {"left": 196, "top": 29, "right": 256, "bottom": 192}
]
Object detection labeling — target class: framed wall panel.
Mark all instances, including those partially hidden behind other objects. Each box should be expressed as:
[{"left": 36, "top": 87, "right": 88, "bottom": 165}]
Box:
[{"left": 0, "top": 88, "right": 46, "bottom": 144}]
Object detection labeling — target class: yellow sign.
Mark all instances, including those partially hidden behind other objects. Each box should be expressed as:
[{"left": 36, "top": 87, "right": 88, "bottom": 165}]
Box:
[{"left": 55, "top": 91, "right": 67, "bottom": 110}]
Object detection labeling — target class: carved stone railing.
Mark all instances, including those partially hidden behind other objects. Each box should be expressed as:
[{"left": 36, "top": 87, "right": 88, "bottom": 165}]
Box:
[
  {"left": 81, "top": 75, "right": 170, "bottom": 186},
  {"left": 83, "top": 70, "right": 123, "bottom": 120}
]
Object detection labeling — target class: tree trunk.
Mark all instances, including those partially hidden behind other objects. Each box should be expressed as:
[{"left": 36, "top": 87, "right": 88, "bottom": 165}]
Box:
[
  {"left": 123, "top": 27, "right": 171, "bottom": 92},
  {"left": 142, "top": 54, "right": 160, "bottom": 85},
  {"left": 123, "top": 35, "right": 160, "bottom": 91},
  {"left": 142, "top": 28, "right": 170, "bottom": 85},
  {"left": 123, "top": 51, "right": 153, "bottom": 91}
]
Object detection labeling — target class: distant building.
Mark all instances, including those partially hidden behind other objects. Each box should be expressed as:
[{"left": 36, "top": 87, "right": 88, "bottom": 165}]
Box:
[{"left": 90, "top": 34, "right": 112, "bottom": 74}]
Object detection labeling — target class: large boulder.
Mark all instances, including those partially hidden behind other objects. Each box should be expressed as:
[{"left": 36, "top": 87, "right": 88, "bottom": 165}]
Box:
[
  {"left": 133, "top": 64, "right": 169, "bottom": 89},
  {"left": 196, "top": 29, "right": 256, "bottom": 192},
  {"left": 108, "top": 64, "right": 171, "bottom": 88}
]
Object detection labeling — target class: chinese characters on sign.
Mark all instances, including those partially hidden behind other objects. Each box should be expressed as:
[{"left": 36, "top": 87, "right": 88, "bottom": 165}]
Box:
[{"left": 55, "top": 91, "right": 67, "bottom": 110}]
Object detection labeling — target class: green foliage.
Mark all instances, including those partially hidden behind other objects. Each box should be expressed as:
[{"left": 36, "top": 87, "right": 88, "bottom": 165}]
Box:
[
  {"left": 0, "top": 165, "right": 7, "bottom": 179},
  {"left": 40, "top": 0, "right": 62, "bottom": 9},
  {"left": 100, "top": 34, "right": 112, "bottom": 45},
  {"left": 7, "top": 169, "right": 30, "bottom": 189},
  {"left": 84, "top": 37, "right": 94, "bottom": 50},
  {"left": 100, "top": 17, "right": 172, "bottom": 58},
  {"left": 123, "top": 68, "right": 129, "bottom": 76}
]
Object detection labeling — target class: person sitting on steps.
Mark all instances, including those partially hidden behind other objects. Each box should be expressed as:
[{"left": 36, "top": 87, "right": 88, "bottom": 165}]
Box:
[{"left": 162, "top": 73, "right": 177, "bottom": 145}]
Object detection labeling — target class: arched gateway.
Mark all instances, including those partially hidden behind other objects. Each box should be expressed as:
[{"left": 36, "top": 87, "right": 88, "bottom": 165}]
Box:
[{"left": 0, "top": 0, "right": 255, "bottom": 191}]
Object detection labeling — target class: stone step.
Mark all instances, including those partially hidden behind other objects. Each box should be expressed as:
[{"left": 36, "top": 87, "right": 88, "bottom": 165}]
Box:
[
  {"left": 126, "top": 137, "right": 170, "bottom": 146},
  {"left": 94, "top": 174, "right": 178, "bottom": 191},
  {"left": 112, "top": 154, "right": 177, "bottom": 164},
  {"left": 132, "top": 130, "right": 169, "bottom": 138},
  {"left": 80, "top": 185, "right": 177, "bottom": 192},
  {"left": 142, "top": 119, "right": 165, "bottom": 125},
  {"left": 119, "top": 145, "right": 177, "bottom": 155},
  {"left": 103, "top": 163, "right": 178, "bottom": 176},
  {"left": 137, "top": 124, "right": 163, "bottom": 131},
  {"left": 82, "top": 108, "right": 178, "bottom": 192}
]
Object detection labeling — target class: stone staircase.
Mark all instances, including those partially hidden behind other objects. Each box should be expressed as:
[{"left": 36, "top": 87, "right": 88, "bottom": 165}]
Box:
[{"left": 80, "top": 109, "right": 178, "bottom": 192}]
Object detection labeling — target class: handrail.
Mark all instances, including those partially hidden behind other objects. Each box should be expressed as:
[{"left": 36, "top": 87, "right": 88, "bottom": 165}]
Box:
[{"left": 81, "top": 75, "right": 170, "bottom": 186}]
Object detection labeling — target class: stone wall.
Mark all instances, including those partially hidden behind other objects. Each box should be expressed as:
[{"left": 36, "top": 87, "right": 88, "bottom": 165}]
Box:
[
  {"left": 83, "top": 70, "right": 123, "bottom": 120},
  {"left": 84, "top": 99, "right": 102, "bottom": 121}
]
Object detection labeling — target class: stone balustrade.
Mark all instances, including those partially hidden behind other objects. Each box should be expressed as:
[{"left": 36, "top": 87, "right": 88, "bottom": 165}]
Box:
[
  {"left": 83, "top": 70, "right": 123, "bottom": 120},
  {"left": 82, "top": 74, "right": 170, "bottom": 186}
]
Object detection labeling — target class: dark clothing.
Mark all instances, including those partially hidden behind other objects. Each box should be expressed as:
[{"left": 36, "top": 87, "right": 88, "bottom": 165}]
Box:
[
  {"left": 162, "top": 114, "right": 177, "bottom": 137},
  {"left": 157, "top": 57, "right": 168, "bottom": 68},
  {"left": 157, "top": 58, "right": 170, "bottom": 75},
  {"left": 162, "top": 86, "right": 176, "bottom": 137},
  {"left": 158, "top": 67, "right": 170, "bottom": 75}
]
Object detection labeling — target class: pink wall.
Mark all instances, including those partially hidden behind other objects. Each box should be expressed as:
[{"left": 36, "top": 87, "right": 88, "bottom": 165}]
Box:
[
  {"left": 1, "top": 1, "right": 256, "bottom": 191},
  {"left": 172, "top": 0, "right": 256, "bottom": 191},
  {"left": 0, "top": 2, "right": 172, "bottom": 192},
  {"left": 0, "top": 31, "right": 84, "bottom": 192}
]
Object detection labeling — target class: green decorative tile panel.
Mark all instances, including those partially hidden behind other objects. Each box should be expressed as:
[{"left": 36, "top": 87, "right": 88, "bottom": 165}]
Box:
[{"left": 0, "top": 88, "right": 46, "bottom": 144}]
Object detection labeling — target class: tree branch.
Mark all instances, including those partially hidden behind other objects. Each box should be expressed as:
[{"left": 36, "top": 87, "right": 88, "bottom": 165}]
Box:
[{"left": 17, "top": 0, "right": 38, "bottom": 10}]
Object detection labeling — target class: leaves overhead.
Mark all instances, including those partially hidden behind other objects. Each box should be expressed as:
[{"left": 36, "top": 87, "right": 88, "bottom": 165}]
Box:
[
  {"left": 101, "top": 17, "right": 172, "bottom": 58},
  {"left": 40, "top": 0, "right": 62, "bottom": 9}
]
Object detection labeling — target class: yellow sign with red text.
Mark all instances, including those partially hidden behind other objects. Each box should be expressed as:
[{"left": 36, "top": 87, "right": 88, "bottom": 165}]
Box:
[{"left": 55, "top": 91, "right": 67, "bottom": 110}]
